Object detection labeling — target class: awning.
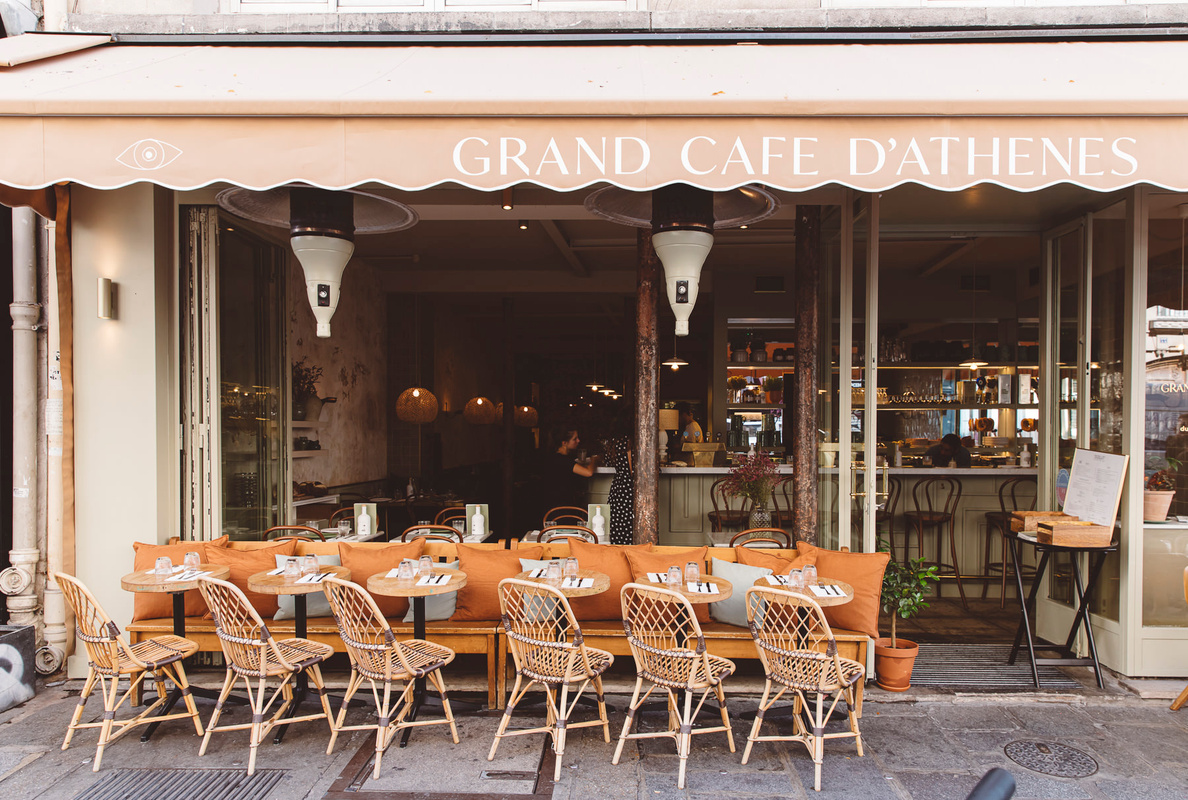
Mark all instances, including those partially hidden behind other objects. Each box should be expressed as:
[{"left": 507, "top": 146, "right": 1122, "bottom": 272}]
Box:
[{"left": 2, "top": 39, "right": 1188, "bottom": 193}]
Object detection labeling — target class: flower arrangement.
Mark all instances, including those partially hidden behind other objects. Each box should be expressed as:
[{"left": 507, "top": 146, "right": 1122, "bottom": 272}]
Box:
[
  {"left": 761, "top": 375, "right": 783, "bottom": 392},
  {"left": 1147, "top": 457, "right": 1181, "bottom": 492},
  {"left": 727, "top": 376, "right": 748, "bottom": 392},
  {"left": 724, "top": 452, "right": 779, "bottom": 506},
  {"left": 291, "top": 357, "right": 323, "bottom": 401}
]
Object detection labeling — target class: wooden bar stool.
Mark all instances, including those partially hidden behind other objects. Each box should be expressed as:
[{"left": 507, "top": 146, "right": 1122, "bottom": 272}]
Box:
[
  {"left": 902, "top": 476, "right": 967, "bottom": 609},
  {"left": 877, "top": 477, "right": 902, "bottom": 556},
  {"left": 983, "top": 476, "right": 1038, "bottom": 607}
]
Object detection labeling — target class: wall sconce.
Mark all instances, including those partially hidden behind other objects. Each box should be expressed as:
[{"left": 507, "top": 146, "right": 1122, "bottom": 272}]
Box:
[
  {"left": 97, "top": 277, "right": 116, "bottom": 320},
  {"left": 518, "top": 220, "right": 529, "bottom": 231},
  {"left": 502, "top": 187, "right": 514, "bottom": 211}
]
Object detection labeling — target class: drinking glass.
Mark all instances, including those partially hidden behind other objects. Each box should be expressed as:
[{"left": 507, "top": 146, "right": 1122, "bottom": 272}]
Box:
[
  {"left": 183, "top": 551, "right": 201, "bottom": 569},
  {"left": 787, "top": 569, "right": 804, "bottom": 592},
  {"left": 564, "top": 558, "right": 579, "bottom": 579},
  {"left": 397, "top": 559, "right": 415, "bottom": 581},
  {"left": 338, "top": 518, "right": 353, "bottom": 537},
  {"left": 283, "top": 558, "right": 300, "bottom": 579},
  {"left": 419, "top": 556, "right": 434, "bottom": 576},
  {"left": 451, "top": 519, "right": 466, "bottom": 534},
  {"left": 684, "top": 561, "right": 700, "bottom": 584},
  {"left": 546, "top": 560, "right": 563, "bottom": 584},
  {"left": 802, "top": 564, "right": 818, "bottom": 587},
  {"left": 666, "top": 566, "right": 682, "bottom": 587},
  {"left": 301, "top": 555, "right": 319, "bottom": 576},
  {"left": 154, "top": 556, "right": 173, "bottom": 576}
]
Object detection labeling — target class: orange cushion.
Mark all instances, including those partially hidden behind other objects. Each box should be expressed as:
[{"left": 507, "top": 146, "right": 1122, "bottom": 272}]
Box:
[
  {"left": 130, "top": 537, "right": 228, "bottom": 621},
  {"left": 624, "top": 547, "right": 712, "bottom": 622},
  {"left": 798, "top": 542, "right": 890, "bottom": 638},
  {"left": 451, "top": 544, "right": 543, "bottom": 621},
  {"left": 336, "top": 540, "right": 426, "bottom": 619},
  {"left": 734, "top": 546, "right": 817, "bottom": 575},
  {"left": 565, "top": 541, "right": 654, "bottom": 620},
  {"left": 204, "top": 539, "right": 297, "bottom": 618}
]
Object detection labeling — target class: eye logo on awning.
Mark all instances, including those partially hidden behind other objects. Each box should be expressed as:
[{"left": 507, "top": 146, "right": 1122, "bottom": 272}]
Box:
[{"left": 117, "top": 139, "right": 182, "bottom": 171}]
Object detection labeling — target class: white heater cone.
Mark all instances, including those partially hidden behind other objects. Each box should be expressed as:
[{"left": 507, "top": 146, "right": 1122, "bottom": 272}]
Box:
[
  {"left": 653, "top": 229, "right": 713, "bottom": 337},
  {"left": 291, "top": 234, "right": 354, "bottom": 339}
]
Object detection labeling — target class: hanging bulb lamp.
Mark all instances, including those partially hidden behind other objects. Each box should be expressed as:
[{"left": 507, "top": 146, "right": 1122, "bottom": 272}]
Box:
[
  {"left": 396, "top": 387, "right": 438, "bottom": 424},
  {"left": 514, "top": 405, "right": 539, "bottom": 427},
  {"left": 463, "top": 396, "right": 498, "bottom": 425},
  {"left": 662, "top": 335, "right": 689, "bottom": 371}
]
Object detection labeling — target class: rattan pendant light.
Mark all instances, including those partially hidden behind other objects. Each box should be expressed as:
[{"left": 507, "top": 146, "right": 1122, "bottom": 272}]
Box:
[
  {"left": 396, "top": 297, "right": 439, "bottom": 424},
  {"left": 464, "top": 396, "right": 498, "bottom": 425}
]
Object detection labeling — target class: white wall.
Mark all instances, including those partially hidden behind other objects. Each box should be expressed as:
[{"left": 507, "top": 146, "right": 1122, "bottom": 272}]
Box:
[{"left": 68, "top": 184, "right": 175, "bottom": 677}]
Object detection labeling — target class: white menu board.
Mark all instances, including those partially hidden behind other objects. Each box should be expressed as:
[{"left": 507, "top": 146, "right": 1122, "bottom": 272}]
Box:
[{"left": 1061, "top": 448, "right": 1129, "bottom": 527}]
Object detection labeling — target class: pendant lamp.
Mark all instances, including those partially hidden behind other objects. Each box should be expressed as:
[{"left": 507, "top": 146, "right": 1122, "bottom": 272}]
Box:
[
  {"left": 395, "top": 296, "right": 438, "bottom": 424},
  {"left": 662, "top": 335, "right": 690, "bottom": 371},
  {"left": 959, "top": 250, "right": 988, "bottom": 370},
  {"left": 464, "top": 396, "right": 498, "bottom": 425},
  {"left": 514, "top": 405, "right": 539, "bottom": 428}
]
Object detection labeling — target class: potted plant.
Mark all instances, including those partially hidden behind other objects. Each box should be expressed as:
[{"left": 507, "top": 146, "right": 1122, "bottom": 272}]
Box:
[
  {"left": 291, "top": 357, "right": 324, "bottom": 421},
  {"left": 875, "top": 541, "right": 940, "bottom": 691},
  {"left": 723, "top": 452, "right": 779, "bottom": 529},
  {"left": 1145, "top": 456, "right": 1180, "bottom": 522},
  {"left": 762, "top": 375, "right": 783, "bottom": 405},
  {"left": 727, "top": 375, "right": 748, "bottom": 404}
]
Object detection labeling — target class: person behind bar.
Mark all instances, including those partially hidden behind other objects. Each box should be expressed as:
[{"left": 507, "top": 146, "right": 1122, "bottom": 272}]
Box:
[
  {"left": 925, "top": 433, "right": 971, "bottom": 468},
  {"left": 676, "top": 402, "right": 704, "bottom": 445},
  {"left": 543, "top": 426, "right": 601, "bottom": 510}
]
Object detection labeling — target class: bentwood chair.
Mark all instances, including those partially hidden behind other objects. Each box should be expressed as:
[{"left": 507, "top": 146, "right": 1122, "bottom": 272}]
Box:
[
  {"left": 434, "top": 506, "right": 467, "bottom": 528},
  {"left": 197, "top": 577, "right": 335, "bottom": 775},
  {"left": 743, "top": 586, "right": 865, "bottom": 792},
  {"left": 903, "top": 476, "right": 967, "bottom": 609},
  {"left": 400, "top": 524, "right": 464, "bottom": 543},
  {"left": 55, "top": 572, "right": 204, "bottom": 771},
  {"left": 322, "top": 577, "right": 459, "bottom": 779},
  {"left": 543, "top": 506, "right": 588, "bottom": 527},
  {"left": 708, "top": 477, "right": 751, "bottom": 533},
  {"left": 983, "top": 476, "right": 1037, "bottom": 606},
  {"left": 264, "top": 525, "right": 326, "bottom": 541},
  {"left": 491, "top": 579, "right": 613, "bottom": 781},
  {"left": 536, "top": 525, "right": 598, "bottom": 544},
  {"left": 614, "top": 583, "right": 736, "bottom": 789},
  {"left": 730, "top": 528, "right": 793, "bottom": 548}
]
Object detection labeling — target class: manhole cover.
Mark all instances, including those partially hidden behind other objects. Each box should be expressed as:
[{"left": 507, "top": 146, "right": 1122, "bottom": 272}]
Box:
[{"left": 1004, "top": 741, "right": 1098, "bottom": 778}]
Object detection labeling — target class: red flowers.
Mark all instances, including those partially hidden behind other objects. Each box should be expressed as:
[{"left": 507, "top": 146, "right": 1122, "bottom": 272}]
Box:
[{"left": 724, "top": 453, "right": 779, "bottom": 505}]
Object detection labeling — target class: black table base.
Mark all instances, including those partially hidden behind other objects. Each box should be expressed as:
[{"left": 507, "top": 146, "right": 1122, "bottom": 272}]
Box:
[
  {"left": 1006, "top": 532, "right": 1117, "bottom": 689},
  {"left": 399, "top": 595, "right": 483, "bottom": 747}
]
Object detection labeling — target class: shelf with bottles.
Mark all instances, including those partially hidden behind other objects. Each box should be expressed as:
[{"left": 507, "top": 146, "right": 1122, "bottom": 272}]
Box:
[{"left": 292, "top": 419, "right": 326, "bottom": 457}]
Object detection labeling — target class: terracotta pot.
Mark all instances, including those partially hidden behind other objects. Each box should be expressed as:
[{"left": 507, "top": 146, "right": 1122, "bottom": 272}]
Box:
[
  {"left": 766, "top": 390, "right": 783, "bottom": 405},
  {"left": 1144, "top": 490, "right": 1176, "bottom": 523},
  {"left": 873, "top": 637, "right": 919, "bottom": 692}
]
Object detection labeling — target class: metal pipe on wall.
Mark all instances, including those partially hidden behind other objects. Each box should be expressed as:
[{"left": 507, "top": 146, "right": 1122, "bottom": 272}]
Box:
[
  {"left": 40, "top": 215, "right": 67, "bottom": 673},
  {"left": 2, "top": 206, "right": 40, "bottom": 625}
]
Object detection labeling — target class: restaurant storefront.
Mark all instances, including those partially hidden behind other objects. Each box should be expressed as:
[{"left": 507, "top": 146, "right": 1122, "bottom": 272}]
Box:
[{"left": 2, "top": 35, "right": 1187, "bottom": 678}]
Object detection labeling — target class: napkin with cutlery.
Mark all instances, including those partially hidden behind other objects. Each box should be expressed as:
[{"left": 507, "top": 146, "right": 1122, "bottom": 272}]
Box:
[
  {"left": 165, "top": 569, "right": 212, "bottom": 582},
  {"left": 296, "top": 572, "right": 331, "bottom": 584},
  {"left": 686, "top": 582, "right": 719, "bottom": 594},
  {"left": 561, "top": 577, "right": 594, "bottom": 589},
  {"left": 417, "top": 573, "right": 451, "bottom": 586},
  {"left": 810, "top": 584, "right": 843, "bottom": 598}
]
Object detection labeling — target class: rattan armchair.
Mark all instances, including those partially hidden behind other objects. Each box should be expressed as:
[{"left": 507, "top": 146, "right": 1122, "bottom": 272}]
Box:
[
  {"left": 196, "top": 577, "right": 335, "bottom": 775},
  {"left": 613, "top": 583, "right": 736, "bottom": 789},
  {"left": 321, "top": 577, "right": 459, "bottom": 779},
  {"left": 491, "top": 578, "right": 613, "bottom": 781},
  {"left": 55, "top": 572, "right": 204, "bottom": 771},
  {"left": 742, "top": 585, "right": 865, "bottom": 791}
]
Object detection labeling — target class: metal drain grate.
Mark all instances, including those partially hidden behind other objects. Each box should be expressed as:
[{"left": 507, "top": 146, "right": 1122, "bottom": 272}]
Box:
[
  {"left": 73, "top": 768, "right": 286, "bottom": 800},
  {"left": 1004, "top": 741, "right": 1098, "bottom": 778}
]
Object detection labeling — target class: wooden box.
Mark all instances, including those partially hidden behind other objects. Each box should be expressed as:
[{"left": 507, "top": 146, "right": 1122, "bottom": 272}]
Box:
[
  {"left": 1035, "top": 520, "right": 1113, "bottom": 547},
  {"left": 1011, "top": 510, "right": 1076, "bottom": 532}
]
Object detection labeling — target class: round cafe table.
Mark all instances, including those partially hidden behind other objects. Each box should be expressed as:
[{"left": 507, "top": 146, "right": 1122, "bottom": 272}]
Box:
[
  {"left": 248, "top": 564, "right": 350, "bottom": 742},
  {"left": 639, "top": 573, "right": 733, "bottom": 605},
  {"left": 120, "top": 563, "right": 231, "bottom": 740},
  {"left": 368, "top": 566, "right": 470, "bottom": 747},
  {"left": 513, "top": 568, "right": 610, "bottom": 597},
  {"left": 750, "top": 576, "right": 855, "bottom": 606}
]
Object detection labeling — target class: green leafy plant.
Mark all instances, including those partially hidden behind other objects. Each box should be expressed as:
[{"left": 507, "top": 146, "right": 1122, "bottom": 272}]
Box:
[
  {"left": 727, "top": 376, "right": 748, "bottom": 392},
  {"left": 878, "top": 539, "right": 940, "bottom": 644},
  {"left": 291, "top": 357, "right": 323, "bottom": 401},
  {"left": 1148, "top": 456, "right": 1181, "bottom": 492},
  {"left": 762, "top": 375, "right": 783, "bottom": 392}
]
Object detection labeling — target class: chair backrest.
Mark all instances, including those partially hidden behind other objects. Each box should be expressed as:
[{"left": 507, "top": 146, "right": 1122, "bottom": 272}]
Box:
[
  {"left": 497, "top": 578, "right": 594, "bottom": 680},
  {"left": 745, "top": 585, "right": 845, "bottom": 691},
  {"left": 543, "top": 506, "right": 588, "bottom": 528},
  {"left": 769, "top": 475, "right": 792, "bottom": 529},
  {"left": 321, "top": 577, "right": 421, "bottom": 680},
  {"left": 329, "top": 508, "right": 355, "bottom": 525},
  {"left": 709, "top": 478, "right": 752, "bottom": 531},
  {"left": 197, "top": 577, "right": 294, "bottom": 675},
  {"left": 55, "top": 572, "right": 129, "bottom": 673},
  {"left": 730, "top": 528, "right": 792, "bottom": 548},
  {"left": 539, "top": 525, "right": 597, "bottom": 544},
  {"left": 911, "top": 476, "right": 963, "bottom": 518},
  {"left": 265, "top": 525, "right": 325, "bottom": 541},
  {"left": 885, "top": 476, "right": 902, "bottom": 516},
  {"left": 620, "top": 582, "right": 709, "bottom": 688},
  {"left": 400, "top": 524, "right": 463, "bottom": 543},
  {"left": 435, "top": 506, "right": 467, "bottom": 526},
  {"left": 998, "top": 476, "right": 1038, "bottom": 514}
]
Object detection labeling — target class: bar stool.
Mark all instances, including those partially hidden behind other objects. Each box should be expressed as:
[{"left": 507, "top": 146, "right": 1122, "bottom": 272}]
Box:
[
  {"left": 983, "top": 476, "right": 1038, "bottom": 607},
  {"left": 877, "top": 477, "right": 902, "bottom": 557},
  {"left": 902, "top": 476, "right": 967, "bottom": 609}
]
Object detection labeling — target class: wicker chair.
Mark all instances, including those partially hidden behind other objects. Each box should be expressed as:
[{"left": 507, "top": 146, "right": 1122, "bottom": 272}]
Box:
[
  {"left": 55, "top": 572, "right": 203, "bottom": 771},
  {"left": 400, "top": 524, "right": 463, "bottom": 543},
  {"left": 613, "top": 583, "right": 736, "bottom": 789},
  {"left": 322, "top": 577, "right": 459, "bottom": 780},
  {"left": 196, "top": 577, "right": 335, "bottom": 775},
  {"left": 729, "top": 528, "right": 793, "bottom": 548},
  {"left": 542, "top": 506, "right": 588, "bottom": 527},
  {"left": 742, "top": 585, "right": 865, "bottom": 791},
  {"left": 490, "top": 578, "right": 613, "bottom": 781}
]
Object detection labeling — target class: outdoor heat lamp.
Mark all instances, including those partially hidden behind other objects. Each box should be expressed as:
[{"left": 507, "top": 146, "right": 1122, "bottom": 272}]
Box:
[
  {"left": 216, "top": 186, "right": 418, "bottom": 338},
  {"left": 585, "top": 184, "right": 778, "bottom": 337}
]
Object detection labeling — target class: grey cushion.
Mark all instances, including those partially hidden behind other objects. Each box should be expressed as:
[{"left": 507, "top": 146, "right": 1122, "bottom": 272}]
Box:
[
  {"left": 402, "top": 561, "right": 460, "bottom": 622},
  {"left": 273, "top": 553, "right": 341, "bottom": 620},
  {"left": 709, "top": 557, "right": 773, "bottom": 628}
]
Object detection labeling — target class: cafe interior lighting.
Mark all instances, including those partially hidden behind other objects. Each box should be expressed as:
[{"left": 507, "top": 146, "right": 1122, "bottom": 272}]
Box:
[
  {"left": 662, "top": 335, "right": 689, "bottom": 370},
  {"left": 463, "top": 396, "right": 498, "bottom": 425},
  {"left": 97, "top": 277, "right": 115, "bottom": 320},
  {"left": 959, "top": 251, "right": 988, "bottom": 369},
  {"left": 502, "top": 187, "right": 514, "bottom": 211},
  {"left": 518, "top": 220, "right": 529, "bottom": 231},
  {"left": 396, "top": 387, "right": 438, "bottom": 424}
]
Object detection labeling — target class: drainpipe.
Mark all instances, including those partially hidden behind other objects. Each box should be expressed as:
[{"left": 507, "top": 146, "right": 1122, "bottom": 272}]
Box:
[
  {"left": 2, "top": 206, "right": 40, "bottom": 626},
  {"left": 40, "top": 215, "right": 66, "bottom": 673},
  {"left": 41, "top": 0, "right": 68, "bottom": 33}
]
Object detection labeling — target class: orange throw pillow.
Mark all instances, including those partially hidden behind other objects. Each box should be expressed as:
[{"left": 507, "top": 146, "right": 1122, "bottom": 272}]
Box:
[
  {"left": 734, "top": 546, "right": 816, "bottom": 575},
  {"left": 130, "top": 536, "right": 229, "bottom": 621},
  {"left": 451, "top": 545, "right": 543, "bottom": 621},
  {"left": 565, "top": 541, "right": 654, "bottom": 621},
  {"left": 203, "top": 539, "right": 298, "bottom": 618},
  {"left": 337, "top": 540, "right": 426, "bottom": 619},
  {"left": 811, "top": 548, "right": 891, "bottom": 639},
  {"left": 624, "top": 547, "right": 711, "bottom": 623}
]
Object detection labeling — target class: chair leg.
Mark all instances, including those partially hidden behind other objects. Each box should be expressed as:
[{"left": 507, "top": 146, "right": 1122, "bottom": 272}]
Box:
[
  {"left": 1171, "top": 683, "right": 1188, "bottom": 712},
  {"left": 169, "top": 662, "right": 205, "bottom": 737},
  {"left": 489, "top": 673, "right": 524, "bottom": 762},
  {"left": 247, "top": 676, "right": 270, "bottom": 777},
  {"left": 328, "top": 670, "right": 363, "bottom": 755},
  {"left": 306, "top": 664, "right": 334, "bottom": 733},
  {"left": 92, "top": 674, "right": 121, "bottom": 772},
  {"left": 63, "top": 669, "right": 98, "bottom": 751},
  {"left": 948, "top": 520, "right": 969, "bottom": 610},
  {"left": 982, "top": 523, "right": 994, "bottom": 600},
  {"left": 612, "top": 677, "right": 644, "bottom": 766},
  {"left": 714, "top": 683, "right": 734, "bottom": 753},
  {"left": 676, "top": 689, "right": 694, "bottom": 790},
  {"left": 742, "top": 679, "right": 772, "bottom": 765},
  {"left": 593, "top": 675, "right": 610, "bottom": 743},
  {"left": 811, "top": 692, "right": 825, "bottom": 791},
  {"left": 846, "top": 685, "right": 864, "bottom": 757},
  {"left": 1000, "top": 531, "right": 1011, "bottom": 609},
  {"left": 427, "top": 669, "right": 460, "bottom": 744},
  {"left": 553, "top": 683, "right": 569, "bottom": 782}
]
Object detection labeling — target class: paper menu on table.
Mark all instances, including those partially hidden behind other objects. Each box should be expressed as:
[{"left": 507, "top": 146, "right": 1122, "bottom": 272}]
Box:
[{"left": 1061, "top": 448, "right": 1128, "bottom": 527}]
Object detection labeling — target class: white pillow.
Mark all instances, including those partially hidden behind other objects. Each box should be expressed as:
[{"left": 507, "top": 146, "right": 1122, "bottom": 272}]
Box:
[
  {"left": 402, "top": 561, "right": 461, "bottom": 622},
  {"left": 272, "top": 553, "right": 341, "bottom": 620}
]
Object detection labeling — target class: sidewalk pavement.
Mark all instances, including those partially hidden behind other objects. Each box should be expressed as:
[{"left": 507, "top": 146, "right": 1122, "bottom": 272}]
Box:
[{"left": 1, "top": 670, "right": 1187, "bottom": 800}]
